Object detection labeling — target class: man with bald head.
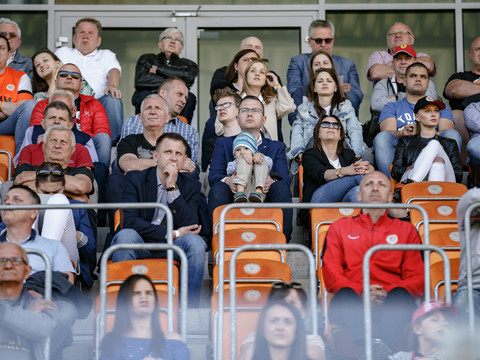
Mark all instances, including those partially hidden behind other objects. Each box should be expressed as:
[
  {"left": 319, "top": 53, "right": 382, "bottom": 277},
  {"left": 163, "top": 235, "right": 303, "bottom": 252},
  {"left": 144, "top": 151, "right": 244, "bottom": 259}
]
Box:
[
  {"left": 0, "top": 242, "right": 56, "bottom": 360},
  {"left": 366, "top": 22, "right": 435, "bottom": 85}
]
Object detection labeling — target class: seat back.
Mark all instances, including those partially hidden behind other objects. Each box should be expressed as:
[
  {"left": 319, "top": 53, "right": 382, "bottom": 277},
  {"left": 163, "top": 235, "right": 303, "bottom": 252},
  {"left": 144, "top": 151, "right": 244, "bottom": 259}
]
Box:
[
  {"left": 410, "top": 200, "right": 459, "bottom": 236},
  {"left": 0, "top": 135, "right": 16, "bottom": 181},
  {"left": 212, "top": 205, "right": 283, "bottom": 234},
  {"left": 401, "top": 181, "right": 467, "bottom": 204},
  {"left": 430, "top": 251, "right": 460, "bottom": 301},
  {"left": 298, "top": 160, "right": 304, "bottom": 202}
]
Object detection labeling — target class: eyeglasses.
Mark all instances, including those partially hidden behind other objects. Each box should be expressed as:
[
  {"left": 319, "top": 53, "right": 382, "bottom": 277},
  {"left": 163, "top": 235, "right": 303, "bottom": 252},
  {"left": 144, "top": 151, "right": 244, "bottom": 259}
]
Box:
[
  {"left": 320, "top": 121, "right": 340, "bottom": 129},
  {"left": 161, "top": 35, "right": 184, "bottom": 46},
  {"left": 58, "top": 71, "right": 81, "bottom": 80},
  {"left": 239, "top": 108, "right": 263, "bottom": 114},
  {"left": 388, "top": 31, "right": 413, "bottom": 37},
  {"left": 272, "top": 281, "right": 303, "bottom": 289},
  {"left": 309, "top": 37, "right": 333, "bottom": 45},
  {"left": 0, "top": 32, "right": 17, "bottom": 39},
  {"left": 0, "top": 257, "right": 27, "bottom": 267},
  {"left": 214, "top": 102, "right": 233, "bottom": 111},
  {"left": 36, "top": 169, "right": 64, "bottom": 179}
]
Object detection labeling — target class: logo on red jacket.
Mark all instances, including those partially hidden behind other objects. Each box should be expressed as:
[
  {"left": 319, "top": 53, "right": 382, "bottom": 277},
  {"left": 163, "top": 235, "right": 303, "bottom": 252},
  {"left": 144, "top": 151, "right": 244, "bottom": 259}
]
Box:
[{"left": 386, "top": 235, "right": 398, "bottom": 244}]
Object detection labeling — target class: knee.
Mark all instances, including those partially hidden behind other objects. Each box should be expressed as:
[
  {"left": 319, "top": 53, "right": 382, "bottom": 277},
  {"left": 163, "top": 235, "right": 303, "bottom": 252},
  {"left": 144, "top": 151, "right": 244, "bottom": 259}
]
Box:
[
  {"left": 373, "top": 131, "right": 392, "bottom": 149},
  {"left": 94, "top": 132, "right": 113, "bottom": 144},
  {"left": 112, "top": 229, "right": 141, "bottom": 245},
  {"left": 208, "top": 182, "right": 231, "bottom": 203},
  {"left": 440, "top": 129, "right": 462, "bottom": 149},
  {"left": 177, "top": 234, "right": 206, "bottom": 257},
  {"left": 267, "top": 181, "right": 292, "bottom": 201},
  {"left": 47, "top": 193, "right": 70, "bottom": 205}
]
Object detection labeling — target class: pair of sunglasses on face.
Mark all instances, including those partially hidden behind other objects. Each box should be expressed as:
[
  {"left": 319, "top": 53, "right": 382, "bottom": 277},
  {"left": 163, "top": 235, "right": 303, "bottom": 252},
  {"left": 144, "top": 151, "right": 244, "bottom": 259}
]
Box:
[{"left": 58, "top": 70, "right": 81, "bottom": 80}]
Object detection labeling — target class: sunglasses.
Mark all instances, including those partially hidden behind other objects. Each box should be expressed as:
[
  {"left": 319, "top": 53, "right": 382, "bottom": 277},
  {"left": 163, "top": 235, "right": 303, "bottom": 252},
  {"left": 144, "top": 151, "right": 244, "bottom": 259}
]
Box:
[
  {"left": 161, "top": 35, "right": 184, "bottom": 46},
  {"left": 310, "top": 37, "right": 333, "bottom": 45},
  {"left": 58, "top": 70, "right": 81, "bottom": 80},
  {"left": 214, "top": 102, "right": 233, "bottom": 111},
  {"left": 320, "top": 121, "right": 340, "bottom": 129},
  {"left": 272, "top": 281, "right": 303, "bottom": 289},
  {"left": 0, "top": 32, "right": 17, "bottom": 39},
  {"left": 36, "top": 169, "right": 64, "bottom": 179},
  {"left": 0, "top": 257, "right": 27, "bottom": 267}
]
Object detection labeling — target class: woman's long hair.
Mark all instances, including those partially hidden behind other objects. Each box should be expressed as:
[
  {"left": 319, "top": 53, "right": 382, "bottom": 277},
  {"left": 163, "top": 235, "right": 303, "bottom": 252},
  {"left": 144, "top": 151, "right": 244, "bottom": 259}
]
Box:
[
  {"left": 308, "top": 49, "right": 334, "bottom": 81},
  {"left": 251, "top": 300, "right": 309, "bottom": 360},
  {"left": 225, "top": 48, "right": 259, "bottom": 84},
  {"left": 307, "top": 67, "right": 346, "bottom": 119},
  {"left": 312, "top": 114, "right": 345, "bottom": 155},
  {"left": 31, "top": 48, "right": 60, "bottom": 94},
  {"left": 100, "top": 274, "right": 165, "bottom": 357},
  {"left": 242, "top": 59, "right": 276, "bottom": 105}
]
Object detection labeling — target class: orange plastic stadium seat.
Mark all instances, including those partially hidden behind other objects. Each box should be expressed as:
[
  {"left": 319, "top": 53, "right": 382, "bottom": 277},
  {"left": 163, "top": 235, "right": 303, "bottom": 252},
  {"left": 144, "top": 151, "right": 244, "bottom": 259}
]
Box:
[
  {"left": 212, "top": 227, "right": 286, "bottom": 265},
  {"left": 0, "top": 135, "right": 15, "bottom": 180},
  {"left": 401, "top": 181, "right": 467, "bottom": 204},
  {"left": 298, "top": 160, "right": 304, "bottom": 202},
  {"left": 409, "top": 200, "right": 459, "bottom": 235},
  {"left": 212, "top": 258, "right": 291, "bottom": 292},
  {"left": 0, "top": 163, "right": 8, "bottom": 182},
  {"left": 423, "top": 227, "right": 461, "bottom": 248},
  {"left": 430, "top": 251, "right": 460, "bottom": 301},
  {"left": 211, "top": 286, "right": 270, "bottom": 360},
  {"left": 212, "top": 205, "right": 283, "bottom": 234}
]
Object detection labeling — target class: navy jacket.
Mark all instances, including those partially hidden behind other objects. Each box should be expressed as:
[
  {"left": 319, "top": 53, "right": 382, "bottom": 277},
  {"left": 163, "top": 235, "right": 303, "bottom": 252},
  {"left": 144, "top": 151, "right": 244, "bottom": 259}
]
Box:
[
  {"left": 122, "top": 166, "right": 201, "bottom": 243},
  {"left": 208, "top": 135, "right": 290, "bottom": 187}
]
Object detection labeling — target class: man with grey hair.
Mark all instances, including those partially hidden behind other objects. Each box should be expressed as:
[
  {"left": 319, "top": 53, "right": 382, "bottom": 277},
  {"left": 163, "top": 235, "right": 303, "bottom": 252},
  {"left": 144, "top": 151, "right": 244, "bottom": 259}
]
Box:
[
  {"left": 287, "top": 19, "right": 363, "bottom": 115},
  {"left": 132, "top": 27, "right": 198, "bottom": 120},
  {"left": 0, "top": 17, "right": 32, "bottom": 77}
]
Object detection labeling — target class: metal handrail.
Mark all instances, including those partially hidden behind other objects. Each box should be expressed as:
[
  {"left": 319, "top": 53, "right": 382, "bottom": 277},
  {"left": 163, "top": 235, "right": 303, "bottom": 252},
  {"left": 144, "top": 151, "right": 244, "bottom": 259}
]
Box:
[
  {"left": 214, "top": 202, "right": 430, "bottom": 360},
  {"left": 0, "top": 150, "right": 12, "bottom": 181},
  {"left": 228, "top": 243, "right": 317, "bottom": 360},
  {"left": 362, "top": 244, "right": 451, "bottom": 360}
]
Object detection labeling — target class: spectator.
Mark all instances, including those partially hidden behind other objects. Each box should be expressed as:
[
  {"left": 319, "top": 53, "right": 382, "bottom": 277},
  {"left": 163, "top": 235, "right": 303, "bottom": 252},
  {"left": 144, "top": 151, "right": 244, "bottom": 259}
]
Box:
[
  {"left": 287, "top": 19, "right": 363, "bottom": 115},
  {"left": 366, "top": 22, "right": 435, "bottom": 85},
  {"left": 218, "top": 58, "right": 294, "bottom": 141},
  {"left": 239, "top": 282, "right": 326, "bottom": 360},
  {"left": 202, "top": 88, "right": 241, "bottom": 171},
  {"left": 391, "top": 97, "right": 462, "bottom": 184},
  {"left": 0, "top": 34, "right": 35, "bottom": 153},
  {"left": 390, "top": 302, "right": 457, "bottom": 360},
  {"left": 55, "top": 18, "right": 123, "bottom": 141},
  {"left": 110, "top": 133, "right": 206, "bottom": 306},
  {"left": 249, "top": 301, "right": 310, "bottom": 360},
  {"left": 0, "top": 242, "right": 56, "bottom": 360},
  {"left": 132, "top": 27, "right": 198, "bottom": 122},
  {"left": 288, "top": 67, "right": 364, "bottom": 171},
  {"left": 322, "top": 171, "right": 423, "bottom": 352},
  {"left": 370, "top": 45, "right": 438, "bottom": 114},
  {"left": 31, "top": 48, "right": 95, "bottom": 102},
  {"left": 464, "top": 101, "right": 480, "bottom": 174},
  {"left": 208, "top": 96, "right": 292, "bottom": 240},
  {"left": 302, "top": 115, "right": 372, "bottom": 205},
  {"left": 0, "top": 18, "right": 32, "bottom": 77},
  {"left": 29, "top": 63, "right": 111, "bottom": 168},
  {"left": 100, "top": 274, "right": 190, "bottom": 360},
  {"left": 374, "top": 63, "right": 460, "bottom": 178}
]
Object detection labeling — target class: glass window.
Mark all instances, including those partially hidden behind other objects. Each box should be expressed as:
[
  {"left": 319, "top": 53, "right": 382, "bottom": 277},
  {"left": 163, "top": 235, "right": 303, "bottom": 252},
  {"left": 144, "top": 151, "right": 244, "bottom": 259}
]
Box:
[
  {"left": 198, "top": 28, "right": 300, "bottom": 146},
  {"left": 327, "top": 11, "right": 455, "bottom": 123},
  {"left": 57, "top": 0, "right": 315, "bottom": 4},
  {"left": 1, "top": 12, "right": 47, "bottom": 58},
  {"left": 463, "top": 10, "right": 480, "bottom": 70}
]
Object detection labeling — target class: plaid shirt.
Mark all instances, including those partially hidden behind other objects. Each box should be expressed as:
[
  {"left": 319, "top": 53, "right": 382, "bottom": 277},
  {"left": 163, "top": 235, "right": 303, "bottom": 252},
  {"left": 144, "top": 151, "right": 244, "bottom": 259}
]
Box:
[{"left": 120, "top": 115, "right": 199, "bottom": 164}]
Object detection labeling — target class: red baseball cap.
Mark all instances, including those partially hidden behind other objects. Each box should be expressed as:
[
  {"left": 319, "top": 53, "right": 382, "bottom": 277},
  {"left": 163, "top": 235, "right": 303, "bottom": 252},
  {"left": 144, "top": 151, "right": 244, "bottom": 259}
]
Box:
[
  {"left": 412, "top": 301, "right": 458, "bottom": 324},
  {"left": 393, "top": 44, "right": 417, "bottom": 59}
]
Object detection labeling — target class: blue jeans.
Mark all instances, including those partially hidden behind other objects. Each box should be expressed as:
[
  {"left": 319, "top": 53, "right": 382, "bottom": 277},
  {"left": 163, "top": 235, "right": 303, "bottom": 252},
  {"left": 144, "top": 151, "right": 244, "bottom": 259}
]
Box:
[
  {"left": 373, "top": 129, "right": 463, "bottom": 178},
  {"left": 92, "top": 132, "right": 112, "bottom": 168},
  {"left": 467, "top": 136, "right": 480, "bottom": 168},
  {"left": 111, "top": 228, "right": 206, "bottom": 307},
  {"left": 98, "top": 94, "right": 123, "bottom": 142},
  {"left": 0, "top": 100, "right": 36, "bottom": 154},
  {"left": 453, "top": 288, "right": 480, "bottom": 324},
  {"left": 311, "top": 175, "right": 362, "bottom": 203}
]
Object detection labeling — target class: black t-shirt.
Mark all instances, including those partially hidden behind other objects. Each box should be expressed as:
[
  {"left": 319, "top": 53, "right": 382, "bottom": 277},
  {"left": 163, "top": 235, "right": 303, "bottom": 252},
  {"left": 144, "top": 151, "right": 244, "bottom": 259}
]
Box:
[
  {"left": 444, "top": 71, "right": 480, "bottom": 110},
  {"left": 117, "top": 134, "right": 154, "bottom": 162}
]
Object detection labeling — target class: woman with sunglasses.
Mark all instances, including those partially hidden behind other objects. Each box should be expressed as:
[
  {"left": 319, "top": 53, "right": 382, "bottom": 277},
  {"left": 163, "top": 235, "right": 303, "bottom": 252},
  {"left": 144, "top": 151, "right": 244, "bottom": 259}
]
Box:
[
  {"left": 31, "top": 48, "right": 94, "bottom": 102},
  {"left": 302, "top": 115, "right": 372, "bottom": 207},
  {"left": 100, "top": 274, "right": 190, "bottom": 360},
  {"left": 35, "top": 161, "right": 96, "bottom": 286},
  {"left": 391, "top": 97, "right": 462, "bottom": 184},
  {"left": 288, "top": 68, "right": 364, "bottom": 171},
  {"left": 239, "top": 282, "right": 325, "bottom": 360}
]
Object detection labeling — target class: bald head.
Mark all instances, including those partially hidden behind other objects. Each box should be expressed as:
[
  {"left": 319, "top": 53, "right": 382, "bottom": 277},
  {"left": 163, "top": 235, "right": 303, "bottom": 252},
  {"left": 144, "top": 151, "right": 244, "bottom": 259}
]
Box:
[
  {"left": 358, "top": 171, "right": 393, "bottom": 204},
  {"left": 240, "top": 36, "right": 263, "bottom": 58}
]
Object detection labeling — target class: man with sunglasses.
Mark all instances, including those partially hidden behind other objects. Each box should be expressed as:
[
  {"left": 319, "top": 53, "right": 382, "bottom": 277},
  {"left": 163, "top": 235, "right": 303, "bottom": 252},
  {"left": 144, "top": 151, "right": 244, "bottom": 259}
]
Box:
[
  {"left": 287, "top": 19, "right": 363, "bottom": 115},
  {"left": 0, "top": 18, "right": 32, "bottom": 78},
  {"left": 132, "top": 27, "right": 198, "bottom": 121},
  {"left": 0, "top": 242, "right": 56, "bottom": 360},
  {"left": 366, "top": 22, "right": 435, "bottom": 85},
  {"left": 55, "top": 18, "right": 123, "bottom": 141}
]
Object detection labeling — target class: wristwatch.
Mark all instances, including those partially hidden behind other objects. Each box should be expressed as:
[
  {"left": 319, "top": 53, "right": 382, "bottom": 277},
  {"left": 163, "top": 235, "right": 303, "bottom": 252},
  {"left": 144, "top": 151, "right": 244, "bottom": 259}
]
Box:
[
  {"left": 336, "top": 168, "right": 343, "bottom": 178},
  {"left": 174, "top": 230, "right": 180, "bottom": 239},
  {"left": 165, "top": 184, "right": 177, "bottom": 192}
]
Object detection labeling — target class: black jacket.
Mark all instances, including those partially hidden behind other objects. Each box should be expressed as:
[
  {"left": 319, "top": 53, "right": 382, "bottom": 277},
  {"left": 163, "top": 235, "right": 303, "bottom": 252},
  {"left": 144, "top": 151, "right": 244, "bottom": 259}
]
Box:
[{"left": 391, "top": 134, "right": 462, "bottom": 183}]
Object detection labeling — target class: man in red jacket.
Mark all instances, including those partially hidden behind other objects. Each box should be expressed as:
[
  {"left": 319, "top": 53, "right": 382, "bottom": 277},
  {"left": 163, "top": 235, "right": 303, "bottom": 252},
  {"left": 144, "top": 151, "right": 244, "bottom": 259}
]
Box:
[
  {"left": 29, "top": 63, "right": 111, "bottom": 168},
  {"left": 322, "top": 171, "right": 424, "bottom": 355}
]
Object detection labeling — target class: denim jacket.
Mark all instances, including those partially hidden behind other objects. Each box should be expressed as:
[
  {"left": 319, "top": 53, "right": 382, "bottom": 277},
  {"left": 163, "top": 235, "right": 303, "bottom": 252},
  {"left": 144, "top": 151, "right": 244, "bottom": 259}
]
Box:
[{"left": 288, "top": 99, "right": 365, "bottom": 161}]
